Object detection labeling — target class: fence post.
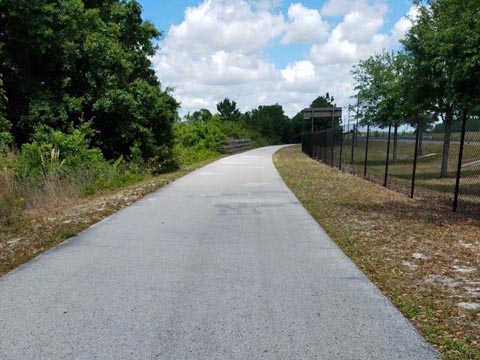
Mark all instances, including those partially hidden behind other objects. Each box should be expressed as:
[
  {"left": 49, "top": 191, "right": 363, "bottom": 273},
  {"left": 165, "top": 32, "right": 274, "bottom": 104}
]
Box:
[
  {"left": 324, "top": 130, "right": 327, "bottom": 164},
  {"left": 330, "top": 129, "right": 334, "bottom": 167},
  {"left": 364, "top": 123, "right": 370, "bottom": 178},
  {"left": 339, "top": 129, "right": 343, "bottom": 170},
  {"left": 453, "top": 111, "right": 468, "bottom": 212},
  {"left": 411, "top": 119, "right": 421, "bottom": 198},
  {"left": 351, "top": 125, "right": 355, "bottom": 166},
  {"left": 312, "top": 133, "right": 316, "bottom": 159},
  {"left": 384, "top": 124, "right": 392, "bottom": 187}
]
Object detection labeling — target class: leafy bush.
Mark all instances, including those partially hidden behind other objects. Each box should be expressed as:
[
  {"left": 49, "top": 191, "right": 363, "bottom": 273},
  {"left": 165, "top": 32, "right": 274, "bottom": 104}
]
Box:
[
  {"left": 17, "top": 124, "right": 106, "bottom": 177},
  {"left": 1, "top": 0, "right": 178, "bottom": 166},
  {"left": 173, "top": 120, "right": 226, "bottom": 165},
  {"left": 212, "top": 117, "right": 270, "bottom": 148},
  {"left": 174, "top": 120, "right": 226, "bottom": 151},
  {"left": 172, "top": 116, "right": 272, "bottom": 165},
  {"left": 0, "top": 123, "right": 152, "bottom": 225}
]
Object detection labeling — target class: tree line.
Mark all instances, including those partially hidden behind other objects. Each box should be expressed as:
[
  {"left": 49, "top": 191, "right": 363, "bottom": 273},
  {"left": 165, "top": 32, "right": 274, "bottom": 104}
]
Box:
[
  {"left": 181, "top": 95, "right": 340, "bottom": 151},
  {"left": 353, "top": 0, "right": 479, "bottom": 177},
  {"left": 0, "top": 0, "right": 178, "bottom": 170},
  {"left": 0, "top": 0, "right": 338, "bottom": 172}
]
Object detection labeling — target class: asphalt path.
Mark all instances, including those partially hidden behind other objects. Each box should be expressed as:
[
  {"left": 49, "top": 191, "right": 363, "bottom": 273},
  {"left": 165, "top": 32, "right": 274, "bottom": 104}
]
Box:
[{"left": 0, "top": 146, "right": 439, "bottom": 359}]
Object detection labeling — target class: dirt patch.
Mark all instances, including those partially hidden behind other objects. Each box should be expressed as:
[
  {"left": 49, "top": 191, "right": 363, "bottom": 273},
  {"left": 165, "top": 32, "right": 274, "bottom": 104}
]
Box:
[{"left": 274, "top": 145, "right": 480, "bottom": 360}]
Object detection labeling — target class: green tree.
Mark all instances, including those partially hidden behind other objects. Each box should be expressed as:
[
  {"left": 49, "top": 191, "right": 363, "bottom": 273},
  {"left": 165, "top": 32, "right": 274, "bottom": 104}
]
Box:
[
  {"left": 0, "top": 0, "right": 178, "bottom": 167},
  {"left": 246, "top": 104, "right": 291, "bottom": 144},
  {"left": 0, "top": 74, "right": 12, "bottom": 145},
  {"left": 290, "top": 112, "right": 308, "bottom": 141},
  {"left": 309, "top": 94, "right": 340, "bottom": 131},
  {"left": 185, "top": 109, "right": 213, "bottom": 123},
  {"left": 402, "top": 0, "right": 480, "bottom": 176},
  {"left": 310, "top": 94, "right": 334, "bottom": 108},
  {"left": 216, "top": 98, "right": 241, "bottom": 122},
  {"left": 353, "top": 52, "right": 410, "bottom": 162}
]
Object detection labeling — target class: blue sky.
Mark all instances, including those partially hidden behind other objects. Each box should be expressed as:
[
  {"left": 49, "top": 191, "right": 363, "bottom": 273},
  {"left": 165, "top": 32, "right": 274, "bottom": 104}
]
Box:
[{"left": 137, "top": 0, "right": 417, "bottom": 118}]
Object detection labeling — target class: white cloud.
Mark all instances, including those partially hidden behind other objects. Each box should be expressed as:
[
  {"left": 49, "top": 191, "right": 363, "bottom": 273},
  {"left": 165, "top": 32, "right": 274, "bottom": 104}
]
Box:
[
  {"left": 152, "top": 49, "right": 276, "bottom": 86},
  {"left": 281, "top": 3, "right": 329, "bottom": 44},
  {"left": 321, "top": 0, "right": 357, "bottom": 16},
  {"left": 310, "top": 28, "right": 357, "bottom": 66},
  {"left": 166, "top": 0, "right": 284, "bottom": 55},
  {"left": 391, "top": 5, "right": 420, "bottom": 43},
  {"left": 309, "top": 1, "right": 389, "bottom": 64},
  {"left": 338, "top": 9, "right": 386, "bottom": 43},
  {"left": 281, "top": 60, "right": 315, "bottom": 82},
  {"left": 152, "top": 0, "right": 415, "bottom": 118},
  {"left": 321, "top": 0, "right": 386, "bottom": 17}
]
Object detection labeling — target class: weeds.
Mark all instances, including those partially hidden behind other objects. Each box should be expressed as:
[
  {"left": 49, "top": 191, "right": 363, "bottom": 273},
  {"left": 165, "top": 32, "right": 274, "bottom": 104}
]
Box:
[{"left": 59, "top": 228, "right": 77, "bottom": 239}]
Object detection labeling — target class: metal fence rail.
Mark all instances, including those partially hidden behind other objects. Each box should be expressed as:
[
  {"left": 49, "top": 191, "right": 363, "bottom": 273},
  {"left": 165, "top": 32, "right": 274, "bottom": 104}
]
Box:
[{"left": 301, "top": 123, "right": 480, "bottom": 214}]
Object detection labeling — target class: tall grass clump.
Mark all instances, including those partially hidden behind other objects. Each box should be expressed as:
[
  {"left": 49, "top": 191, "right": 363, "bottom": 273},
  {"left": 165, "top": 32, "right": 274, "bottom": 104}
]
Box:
[{"left": 0, "top": 124, "right": 147, "bottom": 225}]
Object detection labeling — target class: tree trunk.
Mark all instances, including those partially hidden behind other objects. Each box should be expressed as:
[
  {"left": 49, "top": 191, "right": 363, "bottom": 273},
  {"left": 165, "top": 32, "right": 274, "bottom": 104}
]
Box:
[
  {"left": 440, "top": 108, "right": 453, "bottom": 177},
  {"left": 393, "top": 123, "right": 398, "bottom": 163}
]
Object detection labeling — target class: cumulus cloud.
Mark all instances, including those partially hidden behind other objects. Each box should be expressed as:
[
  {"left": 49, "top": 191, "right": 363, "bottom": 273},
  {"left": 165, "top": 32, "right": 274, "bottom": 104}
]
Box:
[
  {"left": 165, "top": 0, "right": 284, "bottom": 55},
  {"left": 321, "top": 0, "right": 386, "bottom": 17},
  {"left": 391, "top": 5, "right": 420, "bottom": 43},
  {"left": 152, "top": 0, "right": 414, "bottom": 117},
  {"left": 281, "top": 60, "right": 315, "bottom": 82},
  {"left": 321, "top": 0, "right": 357, "bottom": 17},
  {"left": 281, "top": 3, "right": 329, "bottom": 44},
  {"left": 338, "top": 8, "right": 386, "bottom": 43}
]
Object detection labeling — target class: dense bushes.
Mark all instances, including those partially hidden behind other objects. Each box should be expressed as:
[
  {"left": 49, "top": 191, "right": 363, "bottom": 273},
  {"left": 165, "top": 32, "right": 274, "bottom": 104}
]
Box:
[
  {"left": 173, "top": 115, "right": 271, "bottom": 165},
  {"left": 0, "top": 123, "right": 147, "bottom": 225},
  {"left": 0, "top": 0, "right": 178, "bottom": 166},
  {"left": 0, "top": 0, "right": 314, "bottom": 226},
  {"left": 17, "top": 124, "right": 104, "bottom": 176},
  {"left": 173, "top": 120, "right": 226, "bottom": 165}
]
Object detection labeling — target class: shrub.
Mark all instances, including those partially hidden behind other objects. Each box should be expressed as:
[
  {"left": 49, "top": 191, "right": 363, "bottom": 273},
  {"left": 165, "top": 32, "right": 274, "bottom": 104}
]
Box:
[
  {"left": 17, "top": 124, "right": 106, "bottom": 177},
  {"left": 173, "top": 120, "right": 227, "bottom": 165}
]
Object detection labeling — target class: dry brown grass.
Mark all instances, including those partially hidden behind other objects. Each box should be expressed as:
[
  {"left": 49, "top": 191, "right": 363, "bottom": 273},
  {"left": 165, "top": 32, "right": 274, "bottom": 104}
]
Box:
[
  {"left": 274, "top": 145, "right": 480, "bottom": 360},
  {"left": 0, "top": 170, "right": 81, "bottom": 225},
  {"left": 0, "top": 157, "right": 220, "bottom": 276}
]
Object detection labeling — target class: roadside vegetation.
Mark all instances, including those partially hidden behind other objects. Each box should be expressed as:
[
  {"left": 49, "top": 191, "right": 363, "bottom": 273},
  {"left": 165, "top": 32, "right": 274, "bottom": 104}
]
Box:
[
  {"left": 0, "top": 1, "right": 326, "bottom": 274},
  {"left": 352, "top": 0, "right": 479, "bottom": 179},
  {"left": 341, "top": 140, "right": 480, "bottom": 204},
  {"left": 275, "top": 146, "right": 480, "bottom": 360}
]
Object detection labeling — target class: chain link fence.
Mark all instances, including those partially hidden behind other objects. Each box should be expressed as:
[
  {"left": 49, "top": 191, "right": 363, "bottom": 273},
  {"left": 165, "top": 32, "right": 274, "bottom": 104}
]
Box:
[{"left": 301, "top": 121, "right": 480, "bottom": 214}]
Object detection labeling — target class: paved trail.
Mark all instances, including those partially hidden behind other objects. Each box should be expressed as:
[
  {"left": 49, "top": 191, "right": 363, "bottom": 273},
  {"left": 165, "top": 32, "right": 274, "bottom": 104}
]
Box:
[{"left": 0, "top": 146, "right": 438, "bottom": 359}]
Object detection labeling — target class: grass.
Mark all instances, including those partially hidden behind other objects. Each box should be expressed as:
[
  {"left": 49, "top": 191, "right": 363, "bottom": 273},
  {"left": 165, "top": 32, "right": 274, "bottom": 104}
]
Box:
[
  {"left": 431, "top": 132, "right": 480, "bottom": 143},
  {"left": 0, "top": 156, "right": 222, "bottom": 276},
  {"left": 274, "top": 145, "right": 480, "bottom": 360},
  {"left": 319, "top": 136, "right": 480, "bottom": 210}
]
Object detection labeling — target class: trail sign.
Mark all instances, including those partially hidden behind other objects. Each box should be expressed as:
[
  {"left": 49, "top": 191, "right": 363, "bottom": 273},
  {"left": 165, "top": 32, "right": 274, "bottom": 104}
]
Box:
[
  {"left": 303, "top": 107, "right": 342, "bottom": 120},
  {"left": 303, "top": 107, "right": 342, "bottom": 132}
]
